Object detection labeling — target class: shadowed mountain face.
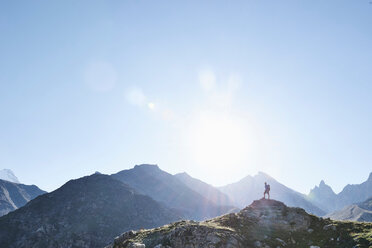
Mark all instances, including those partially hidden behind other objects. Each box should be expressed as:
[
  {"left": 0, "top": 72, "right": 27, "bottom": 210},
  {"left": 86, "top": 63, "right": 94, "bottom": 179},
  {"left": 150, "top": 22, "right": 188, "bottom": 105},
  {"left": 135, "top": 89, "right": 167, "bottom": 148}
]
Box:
[
  {"left": 0, "top": 174, "right": 180, "bottom": 248},
  {"left": 0, "top": 179, "right": 45, "bottom": 216},
  {"left": 308, "top": 172, "right": 372, "bottom": 213},
  {"left": 174, "top": 172, "right": 235, "bottom": 207},
  {"left": 108, "top": 199, "right": 372, "bottom": 248},
  {"left": 326, "top": 197, "right": 372, "bottom": 222},
  {"left": 112, "top": 164, "right": 236, "bottom": 220},
  {"left": 219, "top": 172, "right": 325, "bottom": 216}
]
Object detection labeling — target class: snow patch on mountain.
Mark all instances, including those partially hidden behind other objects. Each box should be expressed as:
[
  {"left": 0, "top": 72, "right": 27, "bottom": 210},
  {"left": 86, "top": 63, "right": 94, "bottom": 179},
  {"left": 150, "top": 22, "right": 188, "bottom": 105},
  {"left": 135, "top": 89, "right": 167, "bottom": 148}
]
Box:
[{"left": 0, "top": 169, "right": 20, "bottom": 183}]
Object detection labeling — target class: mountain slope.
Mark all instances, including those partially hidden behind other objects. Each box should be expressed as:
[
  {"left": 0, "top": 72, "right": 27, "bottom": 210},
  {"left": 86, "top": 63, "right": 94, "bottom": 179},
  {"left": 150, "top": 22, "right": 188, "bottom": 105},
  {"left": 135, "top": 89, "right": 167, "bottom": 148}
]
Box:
[
  {"left": 359, "top": 197, "right": 372, "bottom": 211},
  {"left": 308, "top": 172, "right": 372, "bottom": 213},
  {"left": 174, "top": 172, "right": 235, "bottom": 207},
  {"left": 219, "top": 172, "right": 325, "bottom": 216},
  {"left": 0, "top": 169, "right": 19, "bottom": 183},
  {"left": 0, "top": 179, "right": 45, "bottom": 216},
  {"left": 327, "top": 197, "right": 372, "bottom": 222},
  {"left": 108, "top": 199, "right": 372, "bottom": 248},
  {"left": 307, "top": 180, "right": 338, "bottom": 213},
  {"left": 0, "top": 174, "right": 180, "bottom": 248},
  {"left": 337, "top": 173, "right": 372, "bottom": 209},
  {"left": 112, "top": 164, "right": 235, "bottom": 220}
]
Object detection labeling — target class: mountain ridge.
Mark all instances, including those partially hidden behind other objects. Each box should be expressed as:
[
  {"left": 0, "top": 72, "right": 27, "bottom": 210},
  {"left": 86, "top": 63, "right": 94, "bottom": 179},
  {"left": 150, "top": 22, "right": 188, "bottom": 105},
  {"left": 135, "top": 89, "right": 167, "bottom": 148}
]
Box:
[
  {"left": 174, "top": 171, "right": 235, "bottom": 207},
  {"left": 0, "top": 179, "right": 45, "bottom": 216},
  {"left": 326, "top": 197, "right": 372, "bottom": 222},
  {"left": 307, "top": 180, "right": 337, "bottom": 213},
  {"left": 112, "top": 164, "right": 236, "bottom": 220},
  {"left": 0, "top": 173, "right": 180, "bottom": 248},
  {"left": 107, "top": 198, "right": 372, "bottom": 248},
  {"left": 307, "top": 172, "right": 372, "bottom": 213},
  {"left": 219, "top": 171, "right": 325, "bottom": 216}
]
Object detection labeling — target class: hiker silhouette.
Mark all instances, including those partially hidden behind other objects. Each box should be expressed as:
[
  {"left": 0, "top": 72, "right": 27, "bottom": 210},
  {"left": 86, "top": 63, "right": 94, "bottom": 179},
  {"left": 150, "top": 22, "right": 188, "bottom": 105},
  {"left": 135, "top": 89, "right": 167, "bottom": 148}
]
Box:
[{"left": 263, "top": 182, "right": 270, "bottom": 199}]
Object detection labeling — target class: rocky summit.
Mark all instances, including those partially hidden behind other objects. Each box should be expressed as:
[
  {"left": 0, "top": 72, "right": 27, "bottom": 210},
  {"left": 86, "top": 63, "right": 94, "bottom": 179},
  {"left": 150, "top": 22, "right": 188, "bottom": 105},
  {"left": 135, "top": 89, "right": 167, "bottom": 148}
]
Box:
[{"left": 107, "top": 199, "right": 372, "bottom": 248}]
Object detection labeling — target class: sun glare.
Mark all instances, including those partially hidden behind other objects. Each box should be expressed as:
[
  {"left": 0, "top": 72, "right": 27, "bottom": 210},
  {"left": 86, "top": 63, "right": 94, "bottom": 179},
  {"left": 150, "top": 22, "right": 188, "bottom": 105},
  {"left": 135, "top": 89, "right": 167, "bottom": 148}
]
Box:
[
  {"left": 189, "top": 112, "right": 250, "bottom": 171},
  {"left": 148, "top": 102, "right": 155, "bottom": 110}
]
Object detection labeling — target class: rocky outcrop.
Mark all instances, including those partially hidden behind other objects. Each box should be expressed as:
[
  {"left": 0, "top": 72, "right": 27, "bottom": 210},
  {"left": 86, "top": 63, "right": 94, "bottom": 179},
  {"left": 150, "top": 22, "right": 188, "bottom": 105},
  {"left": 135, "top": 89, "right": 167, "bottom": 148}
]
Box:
[{"left": 108, "top": 199, "right": 372, "bottom": 248}]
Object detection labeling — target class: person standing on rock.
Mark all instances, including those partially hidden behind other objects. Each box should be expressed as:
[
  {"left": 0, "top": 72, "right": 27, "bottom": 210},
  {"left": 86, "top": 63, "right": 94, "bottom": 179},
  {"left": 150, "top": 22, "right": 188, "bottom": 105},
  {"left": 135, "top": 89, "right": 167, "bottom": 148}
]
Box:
[{"left": 263, "top": 182, "right": 270, "bottom": 199}]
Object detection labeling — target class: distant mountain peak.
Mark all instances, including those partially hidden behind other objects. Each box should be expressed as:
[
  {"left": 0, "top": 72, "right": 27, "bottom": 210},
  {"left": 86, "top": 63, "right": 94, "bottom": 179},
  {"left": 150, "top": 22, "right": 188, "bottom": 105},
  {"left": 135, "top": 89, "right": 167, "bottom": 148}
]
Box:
[
  {"left": 368, "top": 172, "right": 372, "bottom": 181},
  {"left": 174, "top": 171, "right": 235, "bottom": 208},
  {"left": 310, "top": 180, "right": 335, "bottom": 194},
  {"left": 176, "top": 172, "right": 189, "bottom": 176},
  {"left": 173, "top": 172, "right": 191, "bottom": 180},
  {"left": 0, "top": 169, "right": 20, "bottom": 183},
  {"left": 134, "top": 164, "right": 159, "bottom": 169},
  {"left": 220, "top": 171, "right": 325, "bottom": 216},
  {"left": 327, "top": 197, "right": 372, "bottom": 222},
  {"left": 0, "top": 178, "right": 45, "bottom": 216},
  {"left": 257, "top": 171, "right": 269, "bottom": 176},
  {"left": 256, "top": 171, "right": 274, "bottom": 180},
  {"left": 241, "top": 174, "right": 253, "bottom": 181},
  {"left": 113, "top": 165, "right": 235, "bottom": 220}
]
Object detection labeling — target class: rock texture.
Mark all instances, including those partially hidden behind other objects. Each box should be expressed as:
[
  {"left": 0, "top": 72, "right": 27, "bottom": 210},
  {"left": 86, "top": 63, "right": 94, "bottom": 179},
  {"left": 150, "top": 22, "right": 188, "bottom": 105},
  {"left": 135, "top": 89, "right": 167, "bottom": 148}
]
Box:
[
  {"left": 112, "top": 164, "right": 236, "bottom": 220},
  {"left": 0, "top": 174, "right": 180, "bottom": 248},
  {"left": 219, "top": 172, "right": 325, "bottom": 216},
  {"left": 108, "top": 199, "right": 372, "bottom": 248},
  {"left": 0, "top": 179, "right": 45, "bottom": 216},
  {"left": 326, "top": 197, "right": 372, "bottom": 222}
]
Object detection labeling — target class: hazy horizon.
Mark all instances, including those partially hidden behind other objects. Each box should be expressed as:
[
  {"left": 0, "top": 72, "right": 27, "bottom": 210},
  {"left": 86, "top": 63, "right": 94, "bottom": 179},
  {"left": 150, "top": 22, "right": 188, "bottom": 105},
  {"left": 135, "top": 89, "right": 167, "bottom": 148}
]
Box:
[
  {"left": 1, "top": 1, "right": 371, "bottom": 194},
  {"left": 2, "top": 164, "right": 371, "bottom": 195}
]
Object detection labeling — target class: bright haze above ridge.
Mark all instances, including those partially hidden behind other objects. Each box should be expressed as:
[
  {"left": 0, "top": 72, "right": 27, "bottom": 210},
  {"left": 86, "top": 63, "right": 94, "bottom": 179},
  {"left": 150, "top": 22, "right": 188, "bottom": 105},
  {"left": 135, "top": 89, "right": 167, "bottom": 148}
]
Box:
[{"left": 0, "top": 1, "right": 371, "bottom": 193}]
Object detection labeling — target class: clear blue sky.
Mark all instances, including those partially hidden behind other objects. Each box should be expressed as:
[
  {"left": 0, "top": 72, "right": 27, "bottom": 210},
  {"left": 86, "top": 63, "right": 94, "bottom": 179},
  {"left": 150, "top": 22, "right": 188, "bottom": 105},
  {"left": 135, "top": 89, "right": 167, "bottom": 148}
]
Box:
[{"left": 1, "top": 0, "right": 371, "bottom": 193}]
